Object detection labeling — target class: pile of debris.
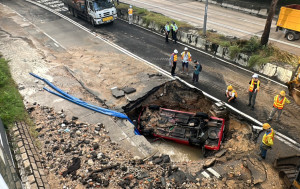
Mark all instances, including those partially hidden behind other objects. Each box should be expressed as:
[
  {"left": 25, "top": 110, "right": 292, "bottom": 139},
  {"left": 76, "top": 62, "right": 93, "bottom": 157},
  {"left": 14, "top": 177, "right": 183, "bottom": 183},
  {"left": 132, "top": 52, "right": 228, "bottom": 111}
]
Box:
[
  {"left": 29, "top": 104, "right": 201, "bottom": 188},
  {"left": 27, "top": 104, "right": 284, "bottom": 188}
]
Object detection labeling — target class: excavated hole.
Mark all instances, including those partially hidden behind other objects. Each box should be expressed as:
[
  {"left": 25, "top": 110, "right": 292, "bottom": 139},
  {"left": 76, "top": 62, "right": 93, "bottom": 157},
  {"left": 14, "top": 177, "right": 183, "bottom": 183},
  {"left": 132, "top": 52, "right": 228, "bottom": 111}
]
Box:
[{"left": 123, "top": 80, "right": 232, "bottom": 162}]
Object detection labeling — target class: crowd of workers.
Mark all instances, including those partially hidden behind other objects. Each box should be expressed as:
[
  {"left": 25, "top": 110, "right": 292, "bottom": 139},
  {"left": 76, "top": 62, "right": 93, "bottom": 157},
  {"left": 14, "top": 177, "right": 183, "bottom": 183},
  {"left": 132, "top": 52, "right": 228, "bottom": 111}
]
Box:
[{"left": 127, "top": 4, "right": 290, "bottom": 160}]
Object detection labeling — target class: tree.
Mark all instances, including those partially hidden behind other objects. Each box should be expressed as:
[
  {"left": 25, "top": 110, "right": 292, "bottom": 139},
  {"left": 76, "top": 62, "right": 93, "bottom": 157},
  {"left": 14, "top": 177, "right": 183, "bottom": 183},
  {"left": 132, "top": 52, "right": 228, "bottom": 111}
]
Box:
[{"left": 261, "top": 0, "right": 279, "bottom": 46}]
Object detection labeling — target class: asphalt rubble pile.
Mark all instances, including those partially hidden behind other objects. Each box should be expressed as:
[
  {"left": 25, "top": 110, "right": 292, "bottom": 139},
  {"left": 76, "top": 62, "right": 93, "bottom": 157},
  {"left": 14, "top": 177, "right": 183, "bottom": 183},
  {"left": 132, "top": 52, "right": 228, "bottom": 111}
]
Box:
[{"left": 27, "top": 103, "right": 282, "bottom": 188}]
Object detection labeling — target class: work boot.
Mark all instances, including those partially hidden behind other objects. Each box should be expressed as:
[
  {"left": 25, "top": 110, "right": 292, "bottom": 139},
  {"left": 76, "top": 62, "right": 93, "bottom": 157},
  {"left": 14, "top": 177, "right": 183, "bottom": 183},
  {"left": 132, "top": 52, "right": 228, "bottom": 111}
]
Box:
[
  {"left": 247, "top": 103, "right": 251, "bottom": 106},
  {"left": 267, "top": 118, "right": 272, "bottom": 121},
  {"left": 251, "top": 106, "right": 254, "bottom": 110}
]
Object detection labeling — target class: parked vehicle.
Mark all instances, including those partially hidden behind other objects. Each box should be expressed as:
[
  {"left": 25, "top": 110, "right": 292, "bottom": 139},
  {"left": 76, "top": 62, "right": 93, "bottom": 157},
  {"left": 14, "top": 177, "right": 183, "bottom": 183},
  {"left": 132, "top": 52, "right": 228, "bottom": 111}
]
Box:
[
  {"left": 138, "top": 105, "right": 225, "bottom": 151},
  {"left": 276, "top": 4, "right": 300, "bottom": 41},
  {"left": 62, "top": 0, "right": 117, "bottom": 26}
]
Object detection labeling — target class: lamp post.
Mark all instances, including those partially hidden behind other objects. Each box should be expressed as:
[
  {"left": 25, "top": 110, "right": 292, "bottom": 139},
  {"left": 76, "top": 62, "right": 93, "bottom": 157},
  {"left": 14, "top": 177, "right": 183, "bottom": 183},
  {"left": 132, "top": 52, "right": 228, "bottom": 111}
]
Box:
[{"left": 203, "top": 0, "right": 208, "bottom": 37}]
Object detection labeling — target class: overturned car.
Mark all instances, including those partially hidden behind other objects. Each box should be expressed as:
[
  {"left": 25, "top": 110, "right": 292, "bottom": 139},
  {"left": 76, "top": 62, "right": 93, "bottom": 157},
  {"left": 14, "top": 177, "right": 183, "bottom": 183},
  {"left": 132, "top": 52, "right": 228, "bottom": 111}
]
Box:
[{"left": 138, "top": 105, "right": 226, "bottom": 151}]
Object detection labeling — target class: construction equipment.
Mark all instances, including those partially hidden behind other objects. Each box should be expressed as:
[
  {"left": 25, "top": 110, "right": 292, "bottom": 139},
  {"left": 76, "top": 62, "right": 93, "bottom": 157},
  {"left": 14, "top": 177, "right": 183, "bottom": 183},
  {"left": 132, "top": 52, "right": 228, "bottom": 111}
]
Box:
[
  {"left": 274, "top": 155, "right": 300, "bottom": 189},
  {"left": 276, "top": 4, "right": 300, "bottom": 41},
  {"left": 287, "top": 60, "right": 300, "bottom": 105},
  {"left": 62, "top": 0, "right": 117, "bottom": 26}
]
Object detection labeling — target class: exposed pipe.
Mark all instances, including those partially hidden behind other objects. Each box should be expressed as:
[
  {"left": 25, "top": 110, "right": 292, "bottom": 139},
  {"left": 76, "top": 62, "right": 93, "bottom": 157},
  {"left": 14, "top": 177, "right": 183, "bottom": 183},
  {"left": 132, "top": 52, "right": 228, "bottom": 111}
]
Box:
[{"left": 30, "top": 73, "right": 140, "bottom": 135}]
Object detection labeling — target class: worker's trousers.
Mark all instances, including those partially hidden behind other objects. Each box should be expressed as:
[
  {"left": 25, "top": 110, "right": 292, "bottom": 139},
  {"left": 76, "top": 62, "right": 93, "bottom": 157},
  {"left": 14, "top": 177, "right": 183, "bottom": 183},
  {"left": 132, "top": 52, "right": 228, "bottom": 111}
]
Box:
[
  {"left": 268, "top": 107, "right": 282, "bottom": 120},
  {"left": 171, "top": 62, "right": 177, "bottom": 76},
  {"left": 128, "top": 15, "right": 133, "bottom": 24},
  {"left": 248, "top": 91, "right": 257, "bottom": 107},
  {"left": 259, "top": 143, "right": 268, "bottom": 159}
]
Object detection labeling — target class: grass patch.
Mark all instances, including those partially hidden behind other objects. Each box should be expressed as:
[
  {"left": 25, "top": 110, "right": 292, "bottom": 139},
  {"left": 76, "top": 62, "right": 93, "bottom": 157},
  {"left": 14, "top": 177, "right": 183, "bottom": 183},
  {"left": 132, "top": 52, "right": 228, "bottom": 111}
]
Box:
[{"left": 0, "top": 57, "right": 27, "bottom": 130}]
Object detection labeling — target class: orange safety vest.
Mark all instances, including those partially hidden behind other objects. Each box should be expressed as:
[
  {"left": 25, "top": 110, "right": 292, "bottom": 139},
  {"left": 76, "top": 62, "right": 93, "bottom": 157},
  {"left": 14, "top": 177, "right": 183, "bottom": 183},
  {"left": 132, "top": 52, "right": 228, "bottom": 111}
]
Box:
[
  {"left": 249, "top": 79, "right": 260, "bottom": 92},
  {"left": 173, "top": 54, "right": 177, "bottom": 62},
  {"left": 128, "top": 8, "right": 133, "bottom": 15},
  {"left": 232, "top": 89, "right": 238, "bottom": 98},
  {"left": 273, "top": 95, "right": 287, "bottom": 110},
  {"left": 181, "top": 52, "right": 192, "bottom": 61},
  {"left": 262, "top": 128, "right": 274, "bottom": 146}
]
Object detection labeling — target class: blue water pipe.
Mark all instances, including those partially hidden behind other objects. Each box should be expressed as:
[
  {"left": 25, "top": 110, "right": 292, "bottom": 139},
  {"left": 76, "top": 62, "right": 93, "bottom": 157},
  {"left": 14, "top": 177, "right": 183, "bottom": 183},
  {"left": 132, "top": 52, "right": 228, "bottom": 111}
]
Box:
[{"left": 30, "top": 73, "right": 140, "bottom": 135}]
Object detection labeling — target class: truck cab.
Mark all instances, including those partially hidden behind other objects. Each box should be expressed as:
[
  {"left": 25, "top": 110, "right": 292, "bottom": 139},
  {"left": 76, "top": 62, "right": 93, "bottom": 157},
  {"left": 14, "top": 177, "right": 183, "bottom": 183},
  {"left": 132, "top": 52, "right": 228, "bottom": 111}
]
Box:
[
  {"left": 85, "top": 0, "right": 117, "bottom": 25},
  {"left": 64, "top": 0, "right": 117, "bottom": 26}
]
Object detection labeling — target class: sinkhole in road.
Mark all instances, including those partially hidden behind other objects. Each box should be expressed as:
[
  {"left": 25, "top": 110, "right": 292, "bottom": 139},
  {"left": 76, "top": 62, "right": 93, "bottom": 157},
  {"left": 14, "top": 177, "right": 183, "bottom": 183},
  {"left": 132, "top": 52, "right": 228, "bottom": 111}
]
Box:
[{"left": 124, "top": 80, "right": 233, "bottom": 162}]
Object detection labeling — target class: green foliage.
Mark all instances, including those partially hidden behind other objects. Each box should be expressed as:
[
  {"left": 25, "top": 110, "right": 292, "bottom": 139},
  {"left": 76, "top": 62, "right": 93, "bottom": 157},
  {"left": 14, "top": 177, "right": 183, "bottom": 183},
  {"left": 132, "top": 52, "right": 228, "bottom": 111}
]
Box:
[
  {"left": 241, "top": 37, "right": 261, "bottom": 53},
  {"left": 248, "top": 55, "right": 269, "bottom": 68},
  {"left": 229, "top": 45, "right": 240, "bottom": 60},
  {"left": 0, "top": 58, "right": 27, "bottom": 130}
]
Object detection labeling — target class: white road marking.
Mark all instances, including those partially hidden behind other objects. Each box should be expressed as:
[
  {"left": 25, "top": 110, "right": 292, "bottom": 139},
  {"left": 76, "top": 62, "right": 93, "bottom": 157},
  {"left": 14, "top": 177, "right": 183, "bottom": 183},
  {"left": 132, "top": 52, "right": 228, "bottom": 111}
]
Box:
[
  {"left": 125, "top": 0, "right": 300, "bottom": 49},
  {"left": 20, "top": 0, "right": 300, "bottom": 151},
  {"left": 207, "top": 168, "right": 221, "bottom": 178},
  {"left": 54, "top": 42, "right": 59, "bottom": 47}
]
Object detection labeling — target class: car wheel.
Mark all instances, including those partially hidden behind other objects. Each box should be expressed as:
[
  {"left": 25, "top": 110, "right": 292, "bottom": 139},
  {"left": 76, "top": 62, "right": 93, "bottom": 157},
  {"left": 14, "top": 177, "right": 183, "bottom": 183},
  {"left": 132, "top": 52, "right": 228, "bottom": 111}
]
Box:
[
  {"left": 286, "top": 32, "right": 296, "bottom": 41},
  {"left": 90, "top": 18, "right": 95, "bottom": 27}
]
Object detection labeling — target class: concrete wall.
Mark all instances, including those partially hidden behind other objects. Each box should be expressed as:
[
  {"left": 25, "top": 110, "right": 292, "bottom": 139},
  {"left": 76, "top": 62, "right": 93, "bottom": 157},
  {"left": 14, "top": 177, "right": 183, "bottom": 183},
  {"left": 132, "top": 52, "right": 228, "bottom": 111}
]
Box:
[{"left": 117, "top": 10, "right": 294, "bottom": 83}]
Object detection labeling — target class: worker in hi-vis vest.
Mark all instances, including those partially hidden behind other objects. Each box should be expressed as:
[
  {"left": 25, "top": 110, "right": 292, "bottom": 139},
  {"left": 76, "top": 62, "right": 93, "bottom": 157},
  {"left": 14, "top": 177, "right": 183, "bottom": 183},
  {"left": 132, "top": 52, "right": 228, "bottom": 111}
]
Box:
[
  {"left": 267, "top": 91, "right": 290, "bottom": 122},
  {"left": 259, "top": 123, "right": 275, "bottom": 160},
  {"left": 248, "top": 73, "right": 260, "bottom": 110},
  {"left": 128, "top": 5, "right": 133, "bottom": 24}
]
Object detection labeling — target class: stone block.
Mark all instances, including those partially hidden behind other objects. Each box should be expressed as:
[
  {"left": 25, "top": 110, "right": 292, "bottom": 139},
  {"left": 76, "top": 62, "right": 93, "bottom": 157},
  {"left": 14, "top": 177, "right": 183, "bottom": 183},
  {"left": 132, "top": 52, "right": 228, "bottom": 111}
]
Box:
[
  {"left": 28, "top": 175, "right": 35, "bottom": 184},
  {"left": 31, "top": 163, "right": 37, "bottom": 170},
  {"left": 30, "top": 182, "right": 38, "bottom": 189},
  {"left": 20, "top": 146, "right": 26, "bottom": 154},
  {"left": 36, "top": 178, "right": 44, "bottom": 187},
  {"left": 258, "top": 9, "right": 268, "bottom": 16},
  {"left": 27, "top": 150, "right": 33, "bottom": 156},
  {"left": 17, "top": 141, "right": 23, "bottom": 148},
  {"left": 260, "top": 63, "right": 276, "bottom": 76},
  {"left": 33, "top": 170, "right": 40, "bottom": 179},
  {"left": 235, "top": 53, "right": 249, "bottom": 67},
  {"left": 21, "top": 153, "right": 28, "bottom": 160},
  {"left": 44, "top": 183, "right": 51, "bottom": 189},
  {"left": 25, "top": 144, "right": 30, "bottom": 150},
  {"left": 29, "top": 156, "right": 35, "bottom": 163},
  {"left": 41, "top": 175, "right": 48, "bottom": 183},
  {"left": 275, "top": 66, "right": 293, "bottom": 83}
]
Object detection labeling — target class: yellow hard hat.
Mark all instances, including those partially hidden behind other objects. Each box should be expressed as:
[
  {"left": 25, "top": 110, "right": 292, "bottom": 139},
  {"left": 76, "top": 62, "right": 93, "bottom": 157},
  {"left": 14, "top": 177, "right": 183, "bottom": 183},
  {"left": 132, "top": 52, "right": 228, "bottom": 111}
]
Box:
[
  {"left": 262, "top": 123, "right": 271, "bottom": 130},
  {"left": 280, "top": 90, "right": 286, "bottom": 96},
  {"left": 227, "top": 85, "right": 233, "bottom": 91}
]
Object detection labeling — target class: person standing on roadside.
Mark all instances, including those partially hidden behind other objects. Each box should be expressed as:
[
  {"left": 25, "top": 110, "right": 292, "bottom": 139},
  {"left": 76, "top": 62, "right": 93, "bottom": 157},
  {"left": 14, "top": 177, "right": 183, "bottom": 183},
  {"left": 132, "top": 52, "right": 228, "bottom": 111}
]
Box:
[
  {"left": 181, "top": 47, "right": 192, "bottom": 75},
  {"left": 259, "top": 123, "right": 274, "bottom": 160},
  {"left": 267, "top": 91, "right": 291, "bottom": 122},
  {"left": 170, "top": 21, "right": 178, "bottom": 44},
  {"left": 128, "top": 5, "right": 133, "bottom": 24},
  {"left": 170, "top": 49, "right": 178, "bottom": 76},
  {"left": 192, "top": 60, "right": 202, "bottom": 83},
  {"left": 248, "top": 74, "right": 260, "bottom": 110},
  {"left": 164, "top": 22, "right": 170, "bottom": 43}
]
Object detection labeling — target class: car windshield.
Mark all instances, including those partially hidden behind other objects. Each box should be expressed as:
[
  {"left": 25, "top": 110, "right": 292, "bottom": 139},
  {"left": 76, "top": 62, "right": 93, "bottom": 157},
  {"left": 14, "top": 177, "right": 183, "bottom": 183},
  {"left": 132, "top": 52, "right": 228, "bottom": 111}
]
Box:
[{"left": 93, "top": 0, "right": 114, "bottom": 10}]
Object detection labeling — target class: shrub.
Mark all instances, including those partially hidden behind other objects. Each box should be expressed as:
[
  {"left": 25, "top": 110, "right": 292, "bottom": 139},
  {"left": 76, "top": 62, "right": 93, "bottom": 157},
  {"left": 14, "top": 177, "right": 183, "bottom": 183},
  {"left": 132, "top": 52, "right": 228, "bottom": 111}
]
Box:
[
  {"left": 241, "top": 37, "right": 261, "bottom": 53},
  {"left": 229, "top": 45, "right": 240, "bottom": 60},
  {"left": 248, "top": 54, "right": 269, "bottom": 68}
]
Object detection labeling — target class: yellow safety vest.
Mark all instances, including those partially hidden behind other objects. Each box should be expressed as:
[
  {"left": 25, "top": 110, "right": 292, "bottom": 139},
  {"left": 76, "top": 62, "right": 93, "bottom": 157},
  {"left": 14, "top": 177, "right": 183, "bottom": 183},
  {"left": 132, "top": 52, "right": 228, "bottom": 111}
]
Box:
[
  {"left": 273, "top": 95, "right": 287, "bottom": 110},
  {"left": 232, "top": 89, "right": 238, "bottom": 98},
  {"left": 262, "top": 128, "right": 274, "bottom": 146},
  {"left": 249, "top": 79, "right": 260, "bottom": 92},
  {"left": 181, "top": 52, "right": 192, "bottom": 61},
  {"left": 128, "top": 8, "right": 133, "bottom": 15}
]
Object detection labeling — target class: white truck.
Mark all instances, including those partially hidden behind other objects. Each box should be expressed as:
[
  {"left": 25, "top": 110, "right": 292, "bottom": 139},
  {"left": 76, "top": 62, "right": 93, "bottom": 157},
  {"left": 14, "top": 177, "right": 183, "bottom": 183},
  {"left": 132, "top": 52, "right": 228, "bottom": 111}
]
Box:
[{"left": 62, "top": 0, "right": 117, "bottom": 26}]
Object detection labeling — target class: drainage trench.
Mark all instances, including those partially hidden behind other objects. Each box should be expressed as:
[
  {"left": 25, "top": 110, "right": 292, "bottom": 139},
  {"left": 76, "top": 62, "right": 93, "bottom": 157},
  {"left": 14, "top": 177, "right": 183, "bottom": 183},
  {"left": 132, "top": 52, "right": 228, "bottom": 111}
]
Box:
[{"left": 123, "top": 80, "right": 253, "bottom": 162}]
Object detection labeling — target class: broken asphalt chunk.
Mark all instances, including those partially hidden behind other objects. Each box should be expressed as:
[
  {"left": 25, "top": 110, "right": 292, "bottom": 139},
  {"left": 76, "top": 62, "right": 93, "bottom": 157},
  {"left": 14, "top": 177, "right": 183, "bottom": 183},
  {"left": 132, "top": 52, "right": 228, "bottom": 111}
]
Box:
[
  {"left": 111, "top": 87, "right": 125, "bottom": 98},
  {"left": 122, "top": 87, "right": 136, "bottom": 94}
]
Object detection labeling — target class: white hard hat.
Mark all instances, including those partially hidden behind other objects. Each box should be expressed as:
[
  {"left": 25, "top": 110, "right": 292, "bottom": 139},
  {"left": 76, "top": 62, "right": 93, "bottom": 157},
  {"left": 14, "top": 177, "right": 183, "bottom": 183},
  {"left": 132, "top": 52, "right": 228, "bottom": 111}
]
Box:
[
  {"left": 129, "top": 5, "right": 132, "bottom": 8},
  {"left": 184, "top": 47, "right": 188, "bottom": 51},
  {"left": 252, "top": 74, "right": 258, "bottom": 78},
  {"left": 174, "top": 49, "right": 178, "bottom": 54}
]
